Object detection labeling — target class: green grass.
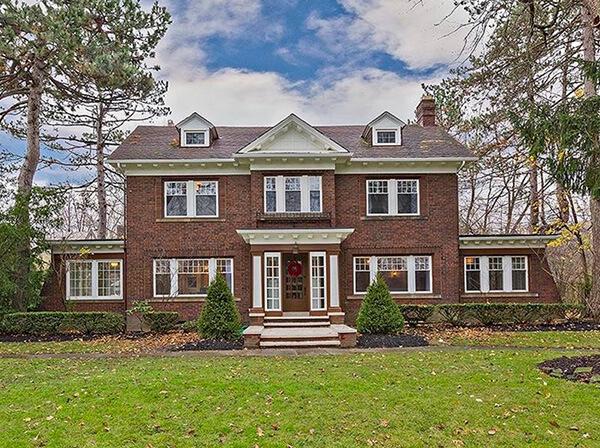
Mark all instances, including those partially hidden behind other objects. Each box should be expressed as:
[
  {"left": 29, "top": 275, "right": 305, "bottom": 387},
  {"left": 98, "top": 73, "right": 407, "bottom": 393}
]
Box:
[
  {"left": 0, "top": 339, "right": 140, "bottom": 355},
  {"left": 437, "top": 330, "right": 600, "bottom": 349},
  {"left": 0, "top": 350, "right": 599, "bottom": 447}
]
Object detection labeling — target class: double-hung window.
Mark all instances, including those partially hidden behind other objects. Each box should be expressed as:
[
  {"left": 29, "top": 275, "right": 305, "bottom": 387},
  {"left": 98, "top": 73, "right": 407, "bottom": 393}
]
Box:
[
  {"left": 67, "top": 260, "right": 123, "bottom": 300},
  {"left": 153, "top": 258, "right": 233, "bottom": 297},
  {"left": 354, "top": 255, "right": 432, "bottom": 294},
  {"left": 367, "top": 179, "right": 419, "bottom": 216},
  {"left": 374, "top": 129, "right": 398, "bottom": 145},
  {"left": 182, "top": 130, "right": 208, "bottom": 147},
  {"left": 264, "top": 175, "right": 322, "bottom": 213},
  {"left": 464, "top": 255, "right": 528, "bottom": 293},
  {"left": 164, "top": 180, "right": 218, "bottom": 217}
]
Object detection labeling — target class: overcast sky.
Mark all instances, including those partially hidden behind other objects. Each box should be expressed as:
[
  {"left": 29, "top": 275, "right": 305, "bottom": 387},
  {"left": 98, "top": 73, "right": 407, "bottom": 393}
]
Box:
[{"left": 1, "top": 0, "right": 470, "bottom": 184}]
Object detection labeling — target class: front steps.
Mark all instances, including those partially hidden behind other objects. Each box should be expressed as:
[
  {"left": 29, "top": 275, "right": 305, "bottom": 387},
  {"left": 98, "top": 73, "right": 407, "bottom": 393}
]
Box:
[{"left": 243, "top": 314, "right": 357, "bottom": 349}]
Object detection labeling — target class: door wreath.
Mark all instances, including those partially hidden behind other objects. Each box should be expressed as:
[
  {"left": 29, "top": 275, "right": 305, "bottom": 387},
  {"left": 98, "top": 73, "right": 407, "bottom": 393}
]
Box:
[{"left": 287, "top": 260, "right": 303, "bottom": 277}]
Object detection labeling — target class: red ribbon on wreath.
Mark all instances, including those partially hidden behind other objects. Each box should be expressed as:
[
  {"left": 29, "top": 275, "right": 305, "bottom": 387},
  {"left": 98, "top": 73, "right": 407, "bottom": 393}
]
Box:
[{"left": 287, "top": 260, "right": 303, "bottom": 277}]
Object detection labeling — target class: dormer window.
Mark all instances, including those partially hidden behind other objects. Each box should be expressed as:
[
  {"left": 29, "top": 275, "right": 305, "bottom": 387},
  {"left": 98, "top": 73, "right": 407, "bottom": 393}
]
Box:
[
  {"left": 183, "top": 130, "right": 208, "bottom": 147},
  {"left": 375, "top": 129, "right": 398, "bottom": 145}
]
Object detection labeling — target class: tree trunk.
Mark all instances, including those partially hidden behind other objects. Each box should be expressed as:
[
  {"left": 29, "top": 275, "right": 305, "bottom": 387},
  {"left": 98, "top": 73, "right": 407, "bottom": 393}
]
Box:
[
  {"left": 13, "top": 57, "right": 45, "bottom": 312},
  {"left": 556, "top": 183, "right": 570, "bottom": 223},
  {"left": 96, "top": 103, "right": 107, "bottom": 239},
  {"left": 582, "top": 4, "right": 600, "bottom": 318},
  {"left": 529, "top": 162, "right": 539, "bottom": 232}
]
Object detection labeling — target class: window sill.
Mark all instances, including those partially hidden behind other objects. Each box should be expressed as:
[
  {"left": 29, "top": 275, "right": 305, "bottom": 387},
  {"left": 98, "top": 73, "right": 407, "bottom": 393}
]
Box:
[
  {"left": 149, "top": 297, "right": 241, "bottom": 302},
  {"left": 461, "top": 292, "right": 538, "bottom": 298},
  {"left": 257, "top": 212, "right": 331, "bottom": 222},
  {"left": 66, "top": 298, "right": 124, "bottom": 303},
  {"left": 361, "top": 215, "right": 425, "bottom": 221},
  {"left": 156, "top": 217, "right": 225, "bottom": 223},
  {"left": 347, "top": 294, "right": 440, "bottom": 300}
]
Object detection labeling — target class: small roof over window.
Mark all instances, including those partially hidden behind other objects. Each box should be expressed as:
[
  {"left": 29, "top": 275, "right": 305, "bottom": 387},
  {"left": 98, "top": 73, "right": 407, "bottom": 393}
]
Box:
[
  {"left": 362, "top": 111, "right": 405, "bottom": 146},
  {"left": 176, "top": 112, "right": 219, "bottom": 147}
]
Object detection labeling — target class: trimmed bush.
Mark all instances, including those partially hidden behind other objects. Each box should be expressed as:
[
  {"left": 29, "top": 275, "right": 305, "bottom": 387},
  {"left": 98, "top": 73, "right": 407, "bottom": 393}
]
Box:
[
  {"left": 564, "top": 304, "right": 586, "bottom": 321},
  {"left": 0, "top": 312, "right": 124, "bottom": 335},
  {"left": 181, "top": 319, "right": 199, "bottom": 333},
  {"left": 356, "top": 273, "right": 404, "bottom": 334},
  {"left": 198, "top": 272, "right": 241, "bottom": 339},
  {"left": 398, "top": 305, "right": 435, "bottom": 326},
  {"left": 145, "top": 312, "right": 179, "bottom": 333},
  {"left": 469, "top": 304, "right": 513, "bottom": 326},
  {"left": 438, "top": 304, "right": 471, "bottom": 326}
]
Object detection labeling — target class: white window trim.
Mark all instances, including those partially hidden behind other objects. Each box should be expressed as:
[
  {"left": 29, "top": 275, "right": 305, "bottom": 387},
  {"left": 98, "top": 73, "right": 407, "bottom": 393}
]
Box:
[
  {"left": 353, "top": 255, "right": 432, "bottom": 294},
  {"left": 264, "top": 175, "right": 322, "bottom": 213},
  {"left": 366, "top": 179, "right": 420, "bottom": 217},
  {"left": 264, "top": 252, "right": 282, "bottom": 311},
  {"left": 66, "top": 259, "right": 123, "bottom": 301},
  {"left": 310, "top": 251, "right": 327, "bottom": 311},
  {"left": 164, "top": 180, "right": 219, "bottom": 218},
  {"left": 463, "top": 256, "right": 529, "bottom": 293},
  {"left": 182, "top": 129, "right": 209, "bottom": 147},
  {"left": 373, "top": 128, "right": 400, "bottom": 146},
  {"left": 153, "top": 258, "right": 234, "bottom": 298}
]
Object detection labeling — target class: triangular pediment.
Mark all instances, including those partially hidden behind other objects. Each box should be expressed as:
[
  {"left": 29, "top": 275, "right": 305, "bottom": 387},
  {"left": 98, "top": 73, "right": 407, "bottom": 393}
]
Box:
[{"left": 237, "top": 114, "right": 349, "bottom": 154}]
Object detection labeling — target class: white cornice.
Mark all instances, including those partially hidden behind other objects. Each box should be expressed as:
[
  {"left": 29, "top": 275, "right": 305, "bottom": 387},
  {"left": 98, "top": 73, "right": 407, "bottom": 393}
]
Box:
[
  {"left": 49, "top": 240, "right": 125, "bottom": 254},
  {"left": 237, "top": 228, "right": 355, "bottom": 245},
  {"left": 459, "top": 234, "right": 558, "bottom": 250}
]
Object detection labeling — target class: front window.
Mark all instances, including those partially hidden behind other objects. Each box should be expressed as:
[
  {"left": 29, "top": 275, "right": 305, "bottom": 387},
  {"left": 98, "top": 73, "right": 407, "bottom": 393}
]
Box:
[
  {"left": 354, "top": 255, "right": 432, "bottom": 294},
  {"left": 264, "top": 253, "right": 281, "bottom": 310},
  {"left": 463, "top": 255, "right": 528, "bottom": 293},
  {"left": 375, "top": 129, "right": 397, "bottom": 145},
  {"left": 164, "top": 180, "right": 218, "bottom": 218},
  {"left": 367, "top": 179, "right": 419, "bottom": 216},
  {"left": 184, "top": 130, "right": 207, "bottom": 146},
  {"left": 310, "top": 253, "right": 327, "bottom": 310},
  {"left": 67, "top": 260, "right": 123, "bottom": 300},
  {"left": 154, "top": 258, "right": 233, "bottom": 297},
  {"left": 264, "top": 175, "right": 322, "bottom": 213}
]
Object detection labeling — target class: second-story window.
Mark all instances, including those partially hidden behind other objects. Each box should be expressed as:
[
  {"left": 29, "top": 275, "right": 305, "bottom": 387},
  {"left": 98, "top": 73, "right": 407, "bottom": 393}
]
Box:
[
  {"left": 367, "top": 179, "right": 419, "bottom": 216},
  {"left": 264, "top": 176, "right": 322, "bottom": 213},
  {"left": 164, "top": 180, "right": 218, "bottom": 218}
]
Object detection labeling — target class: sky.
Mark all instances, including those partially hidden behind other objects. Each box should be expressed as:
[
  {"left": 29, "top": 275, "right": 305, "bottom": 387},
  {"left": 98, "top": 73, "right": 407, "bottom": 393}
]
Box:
[{"left": 1, "top": 0, "right": 470, "bottom": 185}]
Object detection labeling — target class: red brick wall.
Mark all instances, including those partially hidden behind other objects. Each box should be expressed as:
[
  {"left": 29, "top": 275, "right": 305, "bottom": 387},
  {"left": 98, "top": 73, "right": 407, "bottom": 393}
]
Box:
[
  {"left": 41, "top": 252, "right": 126, "bottom": 313},
  {"left": 458, "top": 248, "right": 560, "bottom": 303},
  {"left": 336, "top": 173, "right": 461, "bottom": 323}
]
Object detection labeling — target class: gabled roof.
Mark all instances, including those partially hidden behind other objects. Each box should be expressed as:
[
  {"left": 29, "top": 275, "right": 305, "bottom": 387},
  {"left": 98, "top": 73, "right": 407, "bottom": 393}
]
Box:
[
  {"left": 361, "top": 111, "right": 405, "bottom": 139},
  {"left": 236, "top": 113, "right": 349, "bottom": 155},
  {"left": 176, "top": 112, "right": 219, "bottom": 140}
]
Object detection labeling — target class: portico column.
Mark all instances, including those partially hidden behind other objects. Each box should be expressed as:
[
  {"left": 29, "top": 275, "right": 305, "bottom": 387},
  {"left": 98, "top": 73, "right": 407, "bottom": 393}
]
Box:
[
  {"left": 252, "top": 255, "right": 262, "bottom": 309},
  {"left": 329, "top": 254, "right": 340, "bottom": 308}
]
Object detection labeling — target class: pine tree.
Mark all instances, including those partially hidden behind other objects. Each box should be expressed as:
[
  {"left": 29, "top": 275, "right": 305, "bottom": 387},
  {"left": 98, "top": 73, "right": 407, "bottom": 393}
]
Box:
[
  {"left": 198, "top": 273, "right": 241, "bottom": 340},
  {"left": 356, "top": 273, "right": 404, "bottom": 334}
]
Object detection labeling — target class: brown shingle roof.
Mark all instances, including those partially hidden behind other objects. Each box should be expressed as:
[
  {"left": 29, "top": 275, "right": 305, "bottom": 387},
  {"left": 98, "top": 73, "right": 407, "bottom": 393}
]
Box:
[{"left": 108, "top": 123, "right": 474, "bottom": 161}]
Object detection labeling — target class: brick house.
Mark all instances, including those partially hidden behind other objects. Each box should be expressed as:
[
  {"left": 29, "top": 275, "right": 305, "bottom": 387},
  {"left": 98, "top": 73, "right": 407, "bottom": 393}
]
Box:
[{"left": 43, "top": 96, "right": 560, "bottom": 346}]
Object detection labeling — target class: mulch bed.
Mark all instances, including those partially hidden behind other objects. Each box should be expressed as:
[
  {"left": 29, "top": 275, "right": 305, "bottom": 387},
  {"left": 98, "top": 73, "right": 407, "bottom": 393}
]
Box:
[
  {"left": 538, "top": 355, "right": 600, "bottom": 384},
  {"left": 168, "top": 338, "right": 244, "bottom": 351},
  {"left": 357, "top": 333, "right": 428, "bottom": 348}
]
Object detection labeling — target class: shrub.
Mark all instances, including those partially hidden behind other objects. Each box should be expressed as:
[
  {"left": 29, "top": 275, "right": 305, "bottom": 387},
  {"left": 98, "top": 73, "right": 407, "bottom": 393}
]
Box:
[
  {"left": 469, "top": 304, "right": 513, "bottom": 326},
  {"left": 537, "top": 304, "right": 568, "bottom": 323},
  {"left": 181, "top": 319, "right": 199, "bottom": 333},
  {"left": 198, "top": 272, "right": 241, "bottom": 339},
  {"left": 0, "top": 311, "right": 124, "bottom": 335},
  {"left": 506, "top": 303, "right": 543, "bottom": 325},
  {"left": 145, "top": 312, "right": 179, "bottom": 333},
  {"left": 356, "top": 273, "right": 404, "bottom": 334},
  {"left": 563, "top": 304, "right": 586, "bottom": 321},
  {"left": 398, "top": 305, "right": 435, "bottom": 326},
  {"left": 438, "top": 304, "right": 470, "bottom": 326}
]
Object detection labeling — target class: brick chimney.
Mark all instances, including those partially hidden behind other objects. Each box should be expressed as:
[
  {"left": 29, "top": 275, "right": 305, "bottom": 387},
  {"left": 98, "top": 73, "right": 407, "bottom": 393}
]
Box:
[{"left": 415, "top": 95, "right": 436, "bottom": 126}]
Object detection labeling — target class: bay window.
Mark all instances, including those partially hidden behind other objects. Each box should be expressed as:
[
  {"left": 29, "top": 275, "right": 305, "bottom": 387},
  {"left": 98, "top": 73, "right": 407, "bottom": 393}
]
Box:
[
  {"left": 464, "top": 255, "right": 528, "bottom": 293},
  {"left": 354, "top": 255, "right": 432, "bottom": 294},
  {"left": 153, "top": 258, "right": 233, "bottom": 297},
  {"left": 164, "top": 180, "right": 218, "bottom": 218},
  {"left": 264, "top": 175, "right": 322, "bottom": 213},
  {"left": 367, "top": 179, "right": 419, "bottom": 216},
  {"left": 67, "top": 260, "right": 122, "bottom": 300}
]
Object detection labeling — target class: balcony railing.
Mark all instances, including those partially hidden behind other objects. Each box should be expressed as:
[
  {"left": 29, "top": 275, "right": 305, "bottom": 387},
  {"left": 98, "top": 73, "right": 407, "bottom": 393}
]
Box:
[{"left": 256, "top": 211, "right": 332, "bottom": 222}]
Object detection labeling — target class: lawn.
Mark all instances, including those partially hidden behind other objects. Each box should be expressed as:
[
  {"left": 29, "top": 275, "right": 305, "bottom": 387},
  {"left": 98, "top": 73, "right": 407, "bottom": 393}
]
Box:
[{"left": 1, "top": 349, "right": 599, "bottom": 447}]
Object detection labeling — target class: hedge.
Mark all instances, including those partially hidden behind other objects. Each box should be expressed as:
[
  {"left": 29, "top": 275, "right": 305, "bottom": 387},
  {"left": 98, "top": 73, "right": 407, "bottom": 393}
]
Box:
[
  {"left": 145, "top": 311, "right": 179, "bottom": 333},
  {"left": 0, "top": 312, "right": 125, "bottom": 335},
  {"left": 398, "top": 305, "right": 435, "bottom": 326}
]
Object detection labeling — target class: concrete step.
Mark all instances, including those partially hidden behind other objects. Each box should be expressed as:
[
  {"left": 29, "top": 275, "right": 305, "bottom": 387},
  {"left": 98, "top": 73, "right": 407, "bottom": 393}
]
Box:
[
  {"left": 260, "top": 340, "right": 341, "bottom": 348},
  {"left": 260, "top": 326, "right": 339, "bottom": 341},
  {"left": 264, "top": 321, "right": 331, "bottom": 327}
]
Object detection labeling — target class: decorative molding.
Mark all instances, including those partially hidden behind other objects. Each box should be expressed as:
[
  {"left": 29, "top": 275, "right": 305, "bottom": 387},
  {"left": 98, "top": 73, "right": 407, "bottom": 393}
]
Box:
[
  {"left": 459, "top": 234, "right": 558, "bottom": 249},
  {"left": 49, "top": 240, "right": 125, "bottom": 254},
  {"left": 236, "top": 228, "right": 355, "bottom": 245}
]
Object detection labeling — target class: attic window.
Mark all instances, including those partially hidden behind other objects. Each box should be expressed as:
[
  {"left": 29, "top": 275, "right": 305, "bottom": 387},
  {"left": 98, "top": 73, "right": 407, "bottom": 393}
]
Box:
[
  {"left": 374, "top": 129, "right": 398, "bottom": 145},
  {"left": 183, "top": 130, "right": 208, "bottom": 147}
]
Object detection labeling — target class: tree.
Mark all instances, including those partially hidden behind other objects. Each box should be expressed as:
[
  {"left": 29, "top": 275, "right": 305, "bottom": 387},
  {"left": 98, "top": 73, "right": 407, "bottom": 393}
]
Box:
[
  {"left": 356, "top": 274, "right": 404, "bottom": 334},
  {"left": 198, "top": 273, "right": 241, "bottom": 340},
  {"left": 0, "top": 0, "right": 170, "bottom": 310}
]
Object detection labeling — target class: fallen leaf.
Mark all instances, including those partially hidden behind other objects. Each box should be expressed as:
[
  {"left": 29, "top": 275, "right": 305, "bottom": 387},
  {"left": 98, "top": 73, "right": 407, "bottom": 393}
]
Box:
[
  {"left": 380, "top": 419, "right": 389, "bottom": 428},
  {"left": 549, "top": 420, "right": 560, "bottom": 428},
  {"left": 488, "top": 429, "right": 497, "bottom": 435},
  {"left": 257, "top": 427, "right": 264, "bottom": 437}
]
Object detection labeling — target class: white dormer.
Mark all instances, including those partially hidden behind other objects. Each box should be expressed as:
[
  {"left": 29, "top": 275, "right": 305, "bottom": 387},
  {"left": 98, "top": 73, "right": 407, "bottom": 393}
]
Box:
[
  {"left": 363, "top": 111, "right": 405, "bottom": 146},
  {"left": 176, "top": 113, "right": 218, "bottom": 148}
]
